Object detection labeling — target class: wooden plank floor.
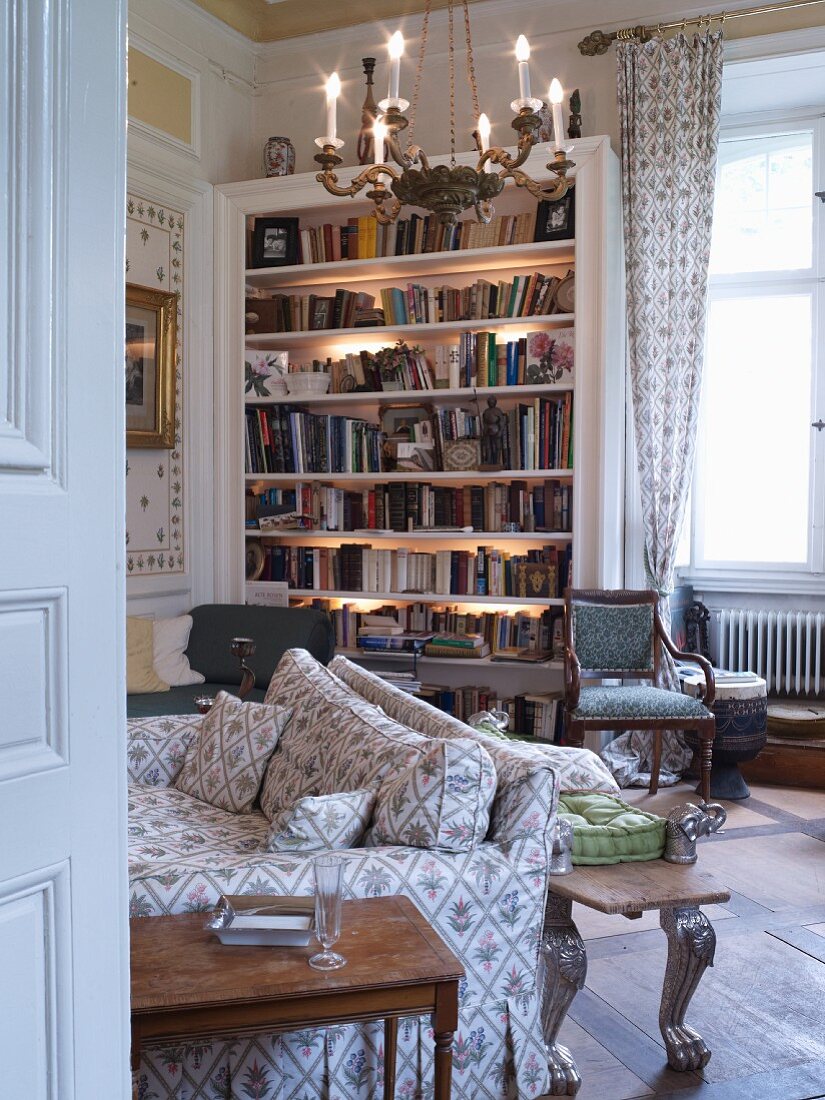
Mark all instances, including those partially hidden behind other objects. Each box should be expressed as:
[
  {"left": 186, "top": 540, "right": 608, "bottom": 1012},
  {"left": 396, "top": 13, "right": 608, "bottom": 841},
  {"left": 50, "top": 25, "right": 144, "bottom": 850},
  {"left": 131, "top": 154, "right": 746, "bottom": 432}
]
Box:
[{"left": 555, "top": 781, "right": 825, "bottom": 1100}]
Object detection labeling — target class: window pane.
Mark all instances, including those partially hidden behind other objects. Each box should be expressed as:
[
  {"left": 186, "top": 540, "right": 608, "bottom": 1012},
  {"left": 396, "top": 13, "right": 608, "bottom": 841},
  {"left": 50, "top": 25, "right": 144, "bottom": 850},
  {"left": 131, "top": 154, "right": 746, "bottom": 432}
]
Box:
[
  {"left": 699, "top": 294, "right": 812, "bottom": 563},
  {"left": 709, "top": 131, "right": 813, "bottom": 274}
]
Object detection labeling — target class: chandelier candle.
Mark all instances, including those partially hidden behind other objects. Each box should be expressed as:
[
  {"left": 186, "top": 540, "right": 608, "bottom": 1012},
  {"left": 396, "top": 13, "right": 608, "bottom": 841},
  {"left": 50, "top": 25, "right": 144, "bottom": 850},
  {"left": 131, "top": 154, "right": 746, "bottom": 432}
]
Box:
[
  {"left": 549, "top": 79, "right": 565, "bottom": 152},
  {"left": 516, "top": 36, "right": 532, "bottom": 101},
  {"left": 478, "top": 113, "right": 493, "bottom": 172},
  {"left": 325, "top": 72, "right": 340, "bottom": 143},
  {"left": 373, "top": 120, "right": 388, "bottom": 176},
  {"left": 388, "top": 31, "right": 404, "bottom": 101}
]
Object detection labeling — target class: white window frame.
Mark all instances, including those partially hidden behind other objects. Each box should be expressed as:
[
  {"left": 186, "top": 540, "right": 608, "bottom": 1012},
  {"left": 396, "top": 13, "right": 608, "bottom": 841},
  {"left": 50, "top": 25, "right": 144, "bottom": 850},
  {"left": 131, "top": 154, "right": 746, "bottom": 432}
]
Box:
[{"left": 678, "top": 109, "right": 825, "bottom": 597}]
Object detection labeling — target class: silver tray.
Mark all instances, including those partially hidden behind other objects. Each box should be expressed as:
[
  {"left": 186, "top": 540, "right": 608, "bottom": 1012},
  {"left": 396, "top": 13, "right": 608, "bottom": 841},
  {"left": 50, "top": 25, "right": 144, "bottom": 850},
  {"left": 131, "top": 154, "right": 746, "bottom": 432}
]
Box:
[{"left": 205, "top": 893, "right": 315, "bottom": 947}]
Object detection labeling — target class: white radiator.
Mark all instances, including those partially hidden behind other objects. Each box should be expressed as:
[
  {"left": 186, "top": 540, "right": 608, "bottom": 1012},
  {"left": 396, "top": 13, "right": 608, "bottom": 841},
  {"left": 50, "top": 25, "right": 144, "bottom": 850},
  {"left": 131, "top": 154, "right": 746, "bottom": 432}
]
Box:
[{"left": 716, "top": 609, "right": 825, "bottom": 696}]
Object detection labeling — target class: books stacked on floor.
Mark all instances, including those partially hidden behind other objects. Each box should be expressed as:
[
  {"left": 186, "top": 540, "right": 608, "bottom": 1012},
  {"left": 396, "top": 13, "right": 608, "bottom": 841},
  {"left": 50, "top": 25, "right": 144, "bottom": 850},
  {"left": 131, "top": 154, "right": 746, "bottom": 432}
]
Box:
[
  {"left": 418, "top": 685, "right": 563, "bottom": 741},
  {"left": 259, "top": 542, "right": 570, "bottom": 598},
  {"left": 246, "top": 273, "right": 568, "bottom": 335},
  {"left": 423, "top": 634, "right": 491, "bottom": 659},
  {"left": 245, "top": 409, "right": 383, "bottom": 474},
  {"left": 247, "top": 479, "right": 572, "bottom": 534},
  {"left": 303, "top": 600, "right": 563, "bottom": 658},
  {"left": 293, "top": 209, "right": 540, "bottom": 265}
]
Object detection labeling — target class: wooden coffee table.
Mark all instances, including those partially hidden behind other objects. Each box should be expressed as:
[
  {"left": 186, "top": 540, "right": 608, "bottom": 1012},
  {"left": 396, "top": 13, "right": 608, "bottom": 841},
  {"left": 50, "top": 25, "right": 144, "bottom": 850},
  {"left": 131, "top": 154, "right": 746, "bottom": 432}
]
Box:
[
  {"left": 131, "top": 895, "right": 464, "bottom": 1099},
  {"left": 540, "top": 860, "right": 731, "bottom": 1096}
]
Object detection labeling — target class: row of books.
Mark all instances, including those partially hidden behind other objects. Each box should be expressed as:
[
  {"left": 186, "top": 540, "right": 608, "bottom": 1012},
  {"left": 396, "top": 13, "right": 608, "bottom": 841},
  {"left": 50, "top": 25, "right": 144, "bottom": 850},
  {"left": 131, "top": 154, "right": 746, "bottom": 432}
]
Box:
[
  {"left": 247, "top": 479, "right": 573, "bottom": 534},
  {"left": 417, "top": 684, "right": 564, "bottom": 742},
  {"left": 302, "top": 600, "right": 564, "bottom": 655},
  {"left": 379, "top": 272, "right": 563, "bottom": 327},
  {"left": 258, "top": 543, "right": 571, "bottom": 599},
  {"left": 244, "top": 397, "right": 574, "bottom": 476},
  {"left": 293, "top": 209, "right": 540, "bottom": 265}
]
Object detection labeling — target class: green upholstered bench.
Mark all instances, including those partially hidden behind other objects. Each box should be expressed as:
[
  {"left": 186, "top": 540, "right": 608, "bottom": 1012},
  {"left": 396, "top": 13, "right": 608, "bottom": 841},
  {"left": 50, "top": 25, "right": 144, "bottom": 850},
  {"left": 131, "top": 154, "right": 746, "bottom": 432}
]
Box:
[{"left": 126, "top": 604, "right": 334, "bottom": 718}]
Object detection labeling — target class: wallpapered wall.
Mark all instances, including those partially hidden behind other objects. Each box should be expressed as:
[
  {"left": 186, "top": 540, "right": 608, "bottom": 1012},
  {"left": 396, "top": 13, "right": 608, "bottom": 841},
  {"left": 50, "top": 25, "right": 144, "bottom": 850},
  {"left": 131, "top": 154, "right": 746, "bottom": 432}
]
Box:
[{"left": 126, "top": 193, "right": 185, "bottom": 575}]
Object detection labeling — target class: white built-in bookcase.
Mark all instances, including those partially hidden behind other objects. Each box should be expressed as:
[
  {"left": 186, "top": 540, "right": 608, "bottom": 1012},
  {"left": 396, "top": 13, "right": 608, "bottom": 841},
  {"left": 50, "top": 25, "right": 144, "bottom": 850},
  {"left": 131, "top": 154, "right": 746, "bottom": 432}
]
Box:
[{"left": 213, "top": 138, "right": 625, "bottom": 699}]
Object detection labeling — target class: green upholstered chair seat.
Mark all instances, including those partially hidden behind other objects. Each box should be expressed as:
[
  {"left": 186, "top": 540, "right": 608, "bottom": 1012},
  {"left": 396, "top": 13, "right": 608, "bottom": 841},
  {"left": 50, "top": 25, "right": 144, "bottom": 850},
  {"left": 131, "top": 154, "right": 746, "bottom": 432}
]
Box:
[
  {"left": 572, "top": 685, "right": 711, "bottom": 721},
  {"left": 126, "top": 684, "right": 265, "bottom": 719}
]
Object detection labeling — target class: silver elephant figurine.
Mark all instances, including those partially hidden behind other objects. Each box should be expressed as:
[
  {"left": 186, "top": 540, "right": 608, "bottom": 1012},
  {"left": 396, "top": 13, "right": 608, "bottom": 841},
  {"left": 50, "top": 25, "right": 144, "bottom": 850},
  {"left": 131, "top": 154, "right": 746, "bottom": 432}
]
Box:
[
  {"left": 548, "top": 818, "right": 574, "bottom": 876},
  {"left": 664, "top": 802, "right": 727, "bottom": 865}
]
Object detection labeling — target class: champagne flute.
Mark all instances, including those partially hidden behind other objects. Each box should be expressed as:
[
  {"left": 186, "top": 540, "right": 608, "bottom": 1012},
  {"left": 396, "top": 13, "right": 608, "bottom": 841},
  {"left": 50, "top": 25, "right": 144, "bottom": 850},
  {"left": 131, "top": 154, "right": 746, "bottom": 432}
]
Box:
[{"left": 309, "top": 854, "right": 346, "bottom": 971}]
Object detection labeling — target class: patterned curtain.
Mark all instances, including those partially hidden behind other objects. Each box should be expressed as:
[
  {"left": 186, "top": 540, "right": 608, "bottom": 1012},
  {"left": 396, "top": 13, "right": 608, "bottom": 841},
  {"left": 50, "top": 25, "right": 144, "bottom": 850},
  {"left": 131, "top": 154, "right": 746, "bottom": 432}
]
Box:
[{"left": 603, "top": 32, "right": 723, "bottom": 787}]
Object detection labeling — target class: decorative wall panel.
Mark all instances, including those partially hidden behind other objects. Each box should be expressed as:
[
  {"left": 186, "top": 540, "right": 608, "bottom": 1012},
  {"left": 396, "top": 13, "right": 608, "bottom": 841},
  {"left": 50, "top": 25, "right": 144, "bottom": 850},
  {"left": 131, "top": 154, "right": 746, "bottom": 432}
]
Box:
[{"left": 126, "top": 193, "right": 185, "bottom": 574}]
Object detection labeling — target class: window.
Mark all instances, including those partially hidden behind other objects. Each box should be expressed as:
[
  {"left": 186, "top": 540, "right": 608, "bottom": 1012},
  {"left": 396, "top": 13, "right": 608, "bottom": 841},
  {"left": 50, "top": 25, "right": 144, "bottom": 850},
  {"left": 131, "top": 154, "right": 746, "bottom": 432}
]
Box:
[{"left": 683, "top": 117, "right": 824, "bottom": 590}]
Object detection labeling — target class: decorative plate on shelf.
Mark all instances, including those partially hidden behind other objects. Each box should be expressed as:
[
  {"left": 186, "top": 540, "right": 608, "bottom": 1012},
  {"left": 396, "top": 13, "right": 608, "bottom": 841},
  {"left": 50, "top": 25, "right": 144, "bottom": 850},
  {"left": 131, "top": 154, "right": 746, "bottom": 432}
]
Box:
[
  {"left": 553, "top": 271, "right": 575, "bottom": 315},
  {"left": 245, "top": 539, "right": 265, "bottom": 581}
]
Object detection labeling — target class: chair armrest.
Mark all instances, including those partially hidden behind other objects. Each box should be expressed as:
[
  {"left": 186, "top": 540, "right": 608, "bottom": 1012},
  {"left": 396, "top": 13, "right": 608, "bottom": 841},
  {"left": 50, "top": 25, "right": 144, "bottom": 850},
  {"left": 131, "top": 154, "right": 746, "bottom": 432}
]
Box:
[
  {"left": 564, "top": 645, "right": 582, "bottom": 710},
  {"left": 656, "top": 617, "right": 716, "bottom": 708}
]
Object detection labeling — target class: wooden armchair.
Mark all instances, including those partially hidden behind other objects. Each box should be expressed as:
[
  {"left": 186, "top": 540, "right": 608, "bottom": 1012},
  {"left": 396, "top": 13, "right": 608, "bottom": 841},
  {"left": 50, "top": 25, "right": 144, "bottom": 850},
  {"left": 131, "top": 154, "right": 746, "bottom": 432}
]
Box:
[{"left": 563, "top": 588, "right": 716, "bottom": 802}]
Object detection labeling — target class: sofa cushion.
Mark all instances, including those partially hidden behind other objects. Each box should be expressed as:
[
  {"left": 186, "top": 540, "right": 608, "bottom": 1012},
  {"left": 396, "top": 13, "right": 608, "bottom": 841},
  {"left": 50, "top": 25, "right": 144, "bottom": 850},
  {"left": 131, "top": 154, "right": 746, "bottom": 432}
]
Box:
[
  {"left": 329, "top": 654, "right": 619, "bottom": 795},
  {"left": 558, "top": 791, "right": 666, "bottom": 864},
  {"left": 127, "top": 616, "right": 169, "bottom": 695},
  {"left": 266, "top": 790, "right": 375, "bottom": 853},
  {"left": 573, "top": 685, "right": 712, "bottom": 721},
  {"left": 367, "top": 738, "right": 496, "bottom": 852},
  {"left": 153, "top": 614, "right": 205, "bottom": 687},
  {"left": 175, "top": 692, "right": 292, "bottom": 813},
  {"left": 260, "top": 649, "right": 431, "bottom": 821}
]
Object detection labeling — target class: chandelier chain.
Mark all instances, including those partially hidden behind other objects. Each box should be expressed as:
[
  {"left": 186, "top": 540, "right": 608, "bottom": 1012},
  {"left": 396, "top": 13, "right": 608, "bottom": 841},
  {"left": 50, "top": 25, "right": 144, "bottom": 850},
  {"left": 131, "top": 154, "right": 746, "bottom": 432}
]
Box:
[
  {"left": 448, "top": 1, "right": 457, "bottom": 164},
  {"left": 407, "top": 0, "right": 431, "bottom": 146},
  {"left": 462, "top": 0, "right": 481, "bottom": 125}
]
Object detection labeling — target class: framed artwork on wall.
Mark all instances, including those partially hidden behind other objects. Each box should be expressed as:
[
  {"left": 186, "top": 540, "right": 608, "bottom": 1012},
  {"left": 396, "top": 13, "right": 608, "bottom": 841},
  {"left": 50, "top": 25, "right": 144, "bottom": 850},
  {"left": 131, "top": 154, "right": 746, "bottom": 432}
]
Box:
[
  {"left": 125, "top": 283, "right": 177, "bottom": 448},
  {"left": 252, "top": 216, "right": 299, "bottom": 268}
]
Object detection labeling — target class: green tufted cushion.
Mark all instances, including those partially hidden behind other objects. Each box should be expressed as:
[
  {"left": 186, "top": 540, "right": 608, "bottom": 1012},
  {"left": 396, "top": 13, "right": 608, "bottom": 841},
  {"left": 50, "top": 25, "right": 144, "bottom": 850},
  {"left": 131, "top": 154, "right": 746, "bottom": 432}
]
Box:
[
  {"left": 573, "top": 685, "right": 712, "bottom": 721},
  {"left": 558, "top": 792, "right": 666, "bottom": 864},
  {"left": 572, "top": 603, "right": 654, "bottom": 671}
]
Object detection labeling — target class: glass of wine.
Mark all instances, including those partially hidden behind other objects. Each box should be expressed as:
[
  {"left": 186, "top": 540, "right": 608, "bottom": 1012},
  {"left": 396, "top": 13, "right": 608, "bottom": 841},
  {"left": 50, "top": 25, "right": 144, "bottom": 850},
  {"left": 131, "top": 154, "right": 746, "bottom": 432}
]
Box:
[{"left": 308, "top": 854, "right": 346, "bottom": 971}]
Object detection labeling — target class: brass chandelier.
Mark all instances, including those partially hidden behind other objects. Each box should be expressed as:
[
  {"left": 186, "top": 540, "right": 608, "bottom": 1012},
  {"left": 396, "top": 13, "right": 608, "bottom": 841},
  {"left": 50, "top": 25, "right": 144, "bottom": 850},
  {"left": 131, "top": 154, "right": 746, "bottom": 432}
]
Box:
[{"left": 314, "top": 0, "right": 575, "bottom": 227}]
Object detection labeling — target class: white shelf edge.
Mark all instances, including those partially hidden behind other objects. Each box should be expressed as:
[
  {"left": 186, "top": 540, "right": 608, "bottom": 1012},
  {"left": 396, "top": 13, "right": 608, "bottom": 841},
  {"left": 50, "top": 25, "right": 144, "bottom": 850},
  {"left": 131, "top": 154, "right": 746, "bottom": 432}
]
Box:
[
  {"left": 280, "top": 588, "right": 563, "bottom": 606},
  {"left": 245, "top": 239, "right": 576, "bottom": 289},
  {"left": 245, "top": 470, "right": 573, "bottom": 483},
  {"left": 244, "top": 529, "right": 573, "bottom": 541},
  {"left": 245, "top": 313, "right": 574, "bottom": 347},
  {"left": 337, "top": 647, "right": 563, "bottom": 670},
  {"left": 244, "top": 382, "right": 575, "bottom": 407}
]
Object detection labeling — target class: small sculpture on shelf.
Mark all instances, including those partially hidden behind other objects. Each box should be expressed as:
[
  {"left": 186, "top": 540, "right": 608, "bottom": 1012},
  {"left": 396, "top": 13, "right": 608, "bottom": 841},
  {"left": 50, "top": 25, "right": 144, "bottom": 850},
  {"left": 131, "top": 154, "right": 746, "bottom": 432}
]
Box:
[
  {"left": 480, "top": 396, "right": 506, "bottom": 470},
  {"left": 568, "top": 89, "right": 582, "bottom": 139}
]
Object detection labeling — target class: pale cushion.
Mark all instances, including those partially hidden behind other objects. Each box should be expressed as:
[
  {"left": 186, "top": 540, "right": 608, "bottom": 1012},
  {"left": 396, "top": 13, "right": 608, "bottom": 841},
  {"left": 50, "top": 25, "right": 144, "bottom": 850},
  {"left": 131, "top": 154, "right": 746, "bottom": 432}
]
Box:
[
  {"left": 558, "top": 792, "right": 666, "bottom": 864},
  {"left": 266, "top": 790, "right": 375, "bottom": 852},
  {"left": 152, "top": 615, "right": 205, "bottom": 687},
  {"left": 367, "top": 738, "right": 496, "bottom": 852},
  {"left": 260, "top": 649, "right": 430, "bottom": 821},
  {"left": 175, "top": 691, "right": 291, "bottom": 813},
  {"left": 127, "top": 616, "right": 169, "bottom": 695},
  {"left": 573, "top": 685, "right": 712, "bottom": 721}
]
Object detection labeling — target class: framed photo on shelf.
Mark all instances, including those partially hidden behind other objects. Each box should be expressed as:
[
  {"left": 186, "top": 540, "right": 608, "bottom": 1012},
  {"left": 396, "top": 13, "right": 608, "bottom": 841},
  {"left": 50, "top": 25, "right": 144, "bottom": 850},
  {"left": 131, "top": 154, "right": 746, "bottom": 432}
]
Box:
[
  {"left": 380, "top": 404, "right": 435, "bottom": 472},
  {"left": 125, "top": 283, "right": 177, "bottom": 448},
  {"left": 534, "top": 190, "right": 575, "bottom": 242},
  {"left": 251, "top": 216, "right": 299, "bottom": 268},
  {"left": 310, "top": 297, "right": 334, "bottom": 330}
]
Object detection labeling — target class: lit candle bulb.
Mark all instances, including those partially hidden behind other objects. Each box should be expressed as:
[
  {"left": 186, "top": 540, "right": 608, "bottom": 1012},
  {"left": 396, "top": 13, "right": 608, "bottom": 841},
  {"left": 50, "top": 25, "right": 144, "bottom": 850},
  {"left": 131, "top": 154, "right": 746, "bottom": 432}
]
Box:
[
  {"left": 477, "top": 113, "right": 492, "bottom": 171},
  {"left": 325, "top": 71, "right": 341, "bottom": 142},
  {"left": 388, "top": 31, "right": 404, "bottom": 101},
  {"left": 549, "top": 78, "right": 565, "bottom": 151},
  {"left": 515, "top": 35, "right": 531, "bottom": 101},
  {"left": 373, "top": 120, "right": 387, "bottom": 173}
]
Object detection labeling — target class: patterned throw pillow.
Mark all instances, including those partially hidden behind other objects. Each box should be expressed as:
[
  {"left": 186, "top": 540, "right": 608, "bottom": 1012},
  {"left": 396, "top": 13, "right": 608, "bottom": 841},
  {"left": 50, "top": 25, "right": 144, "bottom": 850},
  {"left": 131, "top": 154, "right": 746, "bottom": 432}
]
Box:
[
  {"left": 266, "top": 790, "right": 375, "bottom": 852},
  {"left": 175, "top": 692, "right": 291, "bottom": 814},
  {"left": 367, "top": 738, "right": 496, "bottom": 852}
]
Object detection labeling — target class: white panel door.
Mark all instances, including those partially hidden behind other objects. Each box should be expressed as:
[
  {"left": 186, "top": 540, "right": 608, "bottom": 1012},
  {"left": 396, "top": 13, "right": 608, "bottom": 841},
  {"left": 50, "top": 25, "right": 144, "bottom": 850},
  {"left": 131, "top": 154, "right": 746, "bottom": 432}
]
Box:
[{"left": 0, "top": 1, "right": 130, "bottom": 1097}]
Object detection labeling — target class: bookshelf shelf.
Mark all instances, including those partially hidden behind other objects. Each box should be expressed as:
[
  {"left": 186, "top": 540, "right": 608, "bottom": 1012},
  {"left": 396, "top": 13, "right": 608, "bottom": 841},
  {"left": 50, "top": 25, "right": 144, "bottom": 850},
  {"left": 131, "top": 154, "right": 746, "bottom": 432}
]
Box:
[
  {"left": 245, "top": 470, "right": 573, "bottom": 484},
  {"left": 245, "top": 530, "right": 573, "bottom": 541},
  {"left": 244, "top": 382, "right": 574, "bottom": 408},
  {"left": 245, "top": 313, "right": 574, "bottom": 349},
  {"left": 288, "top": 589, "right": 563, "bottom": 606},
  {"left": 245, "top": 239, "right": 576, "bottom": 290},
  {"left": 337, "top": 648, "right": 564, "bottom": 670}
]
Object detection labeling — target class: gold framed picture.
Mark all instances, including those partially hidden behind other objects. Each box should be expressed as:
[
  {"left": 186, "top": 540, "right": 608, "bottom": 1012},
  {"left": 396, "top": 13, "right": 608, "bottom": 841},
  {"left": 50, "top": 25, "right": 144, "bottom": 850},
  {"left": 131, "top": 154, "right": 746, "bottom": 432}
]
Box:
[{"left": 125, "top": 283, "right": 177, "bottom": 448}]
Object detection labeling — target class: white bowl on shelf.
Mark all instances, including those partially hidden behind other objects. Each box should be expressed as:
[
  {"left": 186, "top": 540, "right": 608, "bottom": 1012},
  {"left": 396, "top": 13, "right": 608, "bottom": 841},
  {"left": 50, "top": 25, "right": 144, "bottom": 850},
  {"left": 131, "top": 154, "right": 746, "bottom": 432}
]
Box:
[{"left": 285, "top": 372, "right": 331, "bottom": 395}]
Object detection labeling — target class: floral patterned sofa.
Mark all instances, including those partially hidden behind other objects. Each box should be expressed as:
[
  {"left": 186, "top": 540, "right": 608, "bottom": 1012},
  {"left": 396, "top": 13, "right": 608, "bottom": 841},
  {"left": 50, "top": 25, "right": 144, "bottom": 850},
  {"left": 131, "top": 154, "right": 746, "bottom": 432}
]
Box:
[{"left": 128, "top": 650, "right": 619, "bottom": 1100}]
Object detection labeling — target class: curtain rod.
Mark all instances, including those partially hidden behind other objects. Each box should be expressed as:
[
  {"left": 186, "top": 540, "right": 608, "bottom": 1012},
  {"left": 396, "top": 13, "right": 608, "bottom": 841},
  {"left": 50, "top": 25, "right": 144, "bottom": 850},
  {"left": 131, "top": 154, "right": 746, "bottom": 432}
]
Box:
[{"left": 578, "top": 0, "right": 825, "bottom": 55}]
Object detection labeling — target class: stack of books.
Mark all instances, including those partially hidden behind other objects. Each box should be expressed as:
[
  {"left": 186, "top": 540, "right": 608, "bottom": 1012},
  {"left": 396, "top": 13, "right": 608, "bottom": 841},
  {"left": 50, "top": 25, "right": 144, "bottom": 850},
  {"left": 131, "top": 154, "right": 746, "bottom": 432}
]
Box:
[
  {"left": 424, "top": 634, "right": 491, "bottom": 659},
  {"left": 417, "top": 685, "right": 563, "bottom": 740}
]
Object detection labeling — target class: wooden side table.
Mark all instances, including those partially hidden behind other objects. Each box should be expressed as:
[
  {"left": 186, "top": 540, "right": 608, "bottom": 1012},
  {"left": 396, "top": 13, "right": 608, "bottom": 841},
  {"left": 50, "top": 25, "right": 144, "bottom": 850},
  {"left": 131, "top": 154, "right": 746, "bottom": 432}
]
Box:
[
  {"left": 540, "top": 860, "right": 730, "bottom": 1096},
  {"left": 130, "top": 895, "right": 463, "bottom": 1100}
]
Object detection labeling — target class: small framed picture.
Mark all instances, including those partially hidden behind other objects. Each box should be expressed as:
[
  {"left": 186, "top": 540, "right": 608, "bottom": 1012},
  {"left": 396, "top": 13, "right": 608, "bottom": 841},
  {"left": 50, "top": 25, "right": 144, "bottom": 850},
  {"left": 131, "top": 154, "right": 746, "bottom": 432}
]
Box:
[
  {"left": 310, "top": 297, "right": 334, "bottom": 331},
  {"left": 125, "top": 283, "right": 177, "bottom": 448},
  {"left": 251, "top": 217, "right": 299, "bottom": 268},
  {"left": 245, "top": 348, "right": 288, "bottom": 397},
  {"left": 380, "top": 404, "right": 432, "bottom": 441},
  {"left": 534, "top": 191, "right": 575, "bottom": 242}
]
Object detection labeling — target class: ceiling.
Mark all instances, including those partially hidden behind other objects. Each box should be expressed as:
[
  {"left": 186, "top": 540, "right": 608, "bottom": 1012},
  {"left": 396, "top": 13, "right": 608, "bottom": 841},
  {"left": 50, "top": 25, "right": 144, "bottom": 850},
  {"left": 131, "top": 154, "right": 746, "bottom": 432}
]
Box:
[{"left": 189, "top": 0, "right": 484, "bottom": 42}]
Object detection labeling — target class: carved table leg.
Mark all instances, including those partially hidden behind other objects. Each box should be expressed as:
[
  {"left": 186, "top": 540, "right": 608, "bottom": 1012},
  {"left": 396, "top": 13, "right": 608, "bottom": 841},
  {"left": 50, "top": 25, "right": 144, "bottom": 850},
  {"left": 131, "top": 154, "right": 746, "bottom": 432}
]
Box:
[
  {"left": 540, "top": 894, "right": 587, "bottom": 1095},
  {"left": 659, "top": 906, "right": 716, "bottom": 1072}
]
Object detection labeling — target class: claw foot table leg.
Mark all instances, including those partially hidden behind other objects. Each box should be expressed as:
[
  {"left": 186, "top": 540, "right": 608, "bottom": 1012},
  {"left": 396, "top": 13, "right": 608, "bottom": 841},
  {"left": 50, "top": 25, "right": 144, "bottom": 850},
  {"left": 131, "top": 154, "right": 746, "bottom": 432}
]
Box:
[
  {"left": 659, "top": 906, "right": 716, "bottom": 1072},
  {"left": 541, "top": 894, "right": 587, "bottom": 1095}
]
